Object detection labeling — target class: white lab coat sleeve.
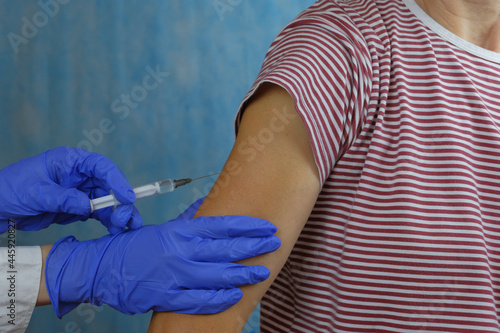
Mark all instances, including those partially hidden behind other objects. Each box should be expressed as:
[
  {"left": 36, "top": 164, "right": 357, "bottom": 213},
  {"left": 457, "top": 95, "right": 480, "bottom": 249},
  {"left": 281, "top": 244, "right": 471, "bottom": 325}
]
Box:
[{"left": 0, "top": 246, "right": 42, "bottom": 333}]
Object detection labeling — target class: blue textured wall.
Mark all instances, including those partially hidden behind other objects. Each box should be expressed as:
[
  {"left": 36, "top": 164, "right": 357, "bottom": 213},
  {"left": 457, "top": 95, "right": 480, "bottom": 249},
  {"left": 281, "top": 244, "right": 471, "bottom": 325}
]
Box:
[{"left": 0, "top": 1, "right": 315, "bottom": 332}]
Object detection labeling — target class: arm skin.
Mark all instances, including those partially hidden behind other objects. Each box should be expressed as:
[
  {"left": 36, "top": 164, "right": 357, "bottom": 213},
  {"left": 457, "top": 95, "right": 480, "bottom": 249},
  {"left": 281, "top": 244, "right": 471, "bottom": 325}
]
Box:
[
  {"left": 36, "top": 244, "right": 52, "bottom": 306},
  {"left": 148, "top": 83, "right": 321, "bottom": 332}
]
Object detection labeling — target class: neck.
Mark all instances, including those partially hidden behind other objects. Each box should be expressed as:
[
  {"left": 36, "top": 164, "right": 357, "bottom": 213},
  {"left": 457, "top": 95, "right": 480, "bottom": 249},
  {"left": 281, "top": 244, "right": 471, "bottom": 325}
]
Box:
[{"left": 415, "top": 0, "right": 500, "bottom": 52}]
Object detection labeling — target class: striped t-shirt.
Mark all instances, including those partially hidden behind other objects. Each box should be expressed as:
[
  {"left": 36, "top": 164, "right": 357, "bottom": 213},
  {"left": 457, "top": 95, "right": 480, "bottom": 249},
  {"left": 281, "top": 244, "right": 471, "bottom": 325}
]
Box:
[{"left": 238, "top": 0, "right": 500, "bottom": 332}]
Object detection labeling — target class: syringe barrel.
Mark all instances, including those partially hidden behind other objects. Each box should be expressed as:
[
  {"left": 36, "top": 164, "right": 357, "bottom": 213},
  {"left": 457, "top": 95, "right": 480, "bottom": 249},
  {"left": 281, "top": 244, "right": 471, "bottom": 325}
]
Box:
[
  {"left": 133, "top": 183, "right": 160, "bottom": 199},
  {"left": 90, "top": 183, "right": 162, "bottom": 212},
  {"left": 157, "top": 179, "right": 175, "bottom": 194},
  {"left": 135, "top": 180, "right": 175, "bottom": 197},
  {"left": 89, "top": 179, "right": 176, "bottom": 212}
]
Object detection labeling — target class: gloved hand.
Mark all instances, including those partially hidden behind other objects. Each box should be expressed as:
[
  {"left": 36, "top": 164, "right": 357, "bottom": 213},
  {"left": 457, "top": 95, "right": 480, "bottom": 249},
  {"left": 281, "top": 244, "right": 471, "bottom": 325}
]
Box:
[
  {"left": 0, "top": 146, "right": 141, "bottom": 234},
  {"left": 45, "top": 199, "right": 281, "bottom": 317}
]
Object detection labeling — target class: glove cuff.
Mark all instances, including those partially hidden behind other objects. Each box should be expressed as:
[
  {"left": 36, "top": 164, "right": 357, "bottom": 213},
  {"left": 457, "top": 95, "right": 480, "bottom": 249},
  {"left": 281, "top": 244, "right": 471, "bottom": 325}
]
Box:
[
  {"left": 45, "top": 233, "right": 121, "bottom": 318},
  {"left": 45, "top": 236, "right": 82, "bottom": 318}
]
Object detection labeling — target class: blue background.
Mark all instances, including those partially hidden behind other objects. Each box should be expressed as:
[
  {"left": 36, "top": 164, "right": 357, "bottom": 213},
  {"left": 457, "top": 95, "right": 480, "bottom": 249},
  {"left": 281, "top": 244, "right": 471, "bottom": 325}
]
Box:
[{"left": 0, "top": 0, "right": 315, "bottom": 332}]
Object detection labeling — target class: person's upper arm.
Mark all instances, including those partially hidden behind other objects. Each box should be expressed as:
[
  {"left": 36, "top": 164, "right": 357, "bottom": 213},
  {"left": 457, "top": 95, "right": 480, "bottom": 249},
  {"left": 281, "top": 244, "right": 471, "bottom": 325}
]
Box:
[
  {"left": 149, "top": 3, "right": 372, "bottom": 331},
  {"left": 148, "top": 82, "right": 321, "bottom": 332}
]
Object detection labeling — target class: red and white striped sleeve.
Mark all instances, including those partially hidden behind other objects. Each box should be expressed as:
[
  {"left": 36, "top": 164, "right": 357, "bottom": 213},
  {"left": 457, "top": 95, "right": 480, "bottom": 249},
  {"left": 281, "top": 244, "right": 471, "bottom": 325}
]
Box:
[{"left": 236, "top": 1, "right": 373, "bottom": 185}]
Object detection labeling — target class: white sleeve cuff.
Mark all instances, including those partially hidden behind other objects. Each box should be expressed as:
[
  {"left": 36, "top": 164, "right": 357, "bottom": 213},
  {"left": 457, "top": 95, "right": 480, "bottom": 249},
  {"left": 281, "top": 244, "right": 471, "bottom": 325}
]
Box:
[{"left": 0, "top": 245, "right": 42, "bottom": 333}]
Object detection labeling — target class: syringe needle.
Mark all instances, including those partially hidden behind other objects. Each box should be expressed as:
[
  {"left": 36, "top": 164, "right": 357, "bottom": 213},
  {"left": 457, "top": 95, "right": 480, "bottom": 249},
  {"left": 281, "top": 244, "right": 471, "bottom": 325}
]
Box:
[
  {"left": 190, "top": 173, "right": 220, "bottom": 181},
  {"left": 173, "top": 173, "right": 219, "bottom": 188}
]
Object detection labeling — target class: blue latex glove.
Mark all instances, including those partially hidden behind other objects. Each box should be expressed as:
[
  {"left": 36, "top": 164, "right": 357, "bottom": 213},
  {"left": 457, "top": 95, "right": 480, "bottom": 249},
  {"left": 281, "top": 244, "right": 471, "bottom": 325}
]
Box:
[
  {"left": 45, "top": 199, "right": 281, "bottom": 317},
  {"left": 0, "top": 147, "right": 141, "bottom": 234}
]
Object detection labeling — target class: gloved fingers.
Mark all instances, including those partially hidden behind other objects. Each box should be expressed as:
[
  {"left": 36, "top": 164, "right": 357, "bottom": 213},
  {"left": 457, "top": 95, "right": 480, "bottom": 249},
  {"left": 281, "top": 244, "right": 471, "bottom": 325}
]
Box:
[
  {"left": 109, "top": 204, "right": 133, "bottom": 233},
  {"left": 90, "top": 186, "right": 131, "bottom": 232},
  {"left": 38, "top": 183, "right": 90, "bottom": 216},
  {"left": 90, "top": 206, "right": 114, "bottom": 232},
  {"left": 91, "top": 204, "right": 141, "bottom": 234},
  {"left": 126, "top": 206, "right": 143, "bottom": 230},
  {"left": 44, "top": 148, "right": 122, "bottom": 196},
  {"left": 107, "top": 225, "right": 125, "bottom": 235},
  {"left": 182, "top": 263, "right": 271, "bottom": 289},
  {"left": 181, "top": 215, "right": 278, "bottom": 238},
  {"left": 152, "top": 288, "right": 243, "bottom": 314},
  {"left": 191, "top": 235, "right": 281, "bottom": 262},
  {"left": 176, "top": 197, "right": 206, "bottom": 220},
  {"left": 77, "top": 153, "right": 136, "bottom": 206}
]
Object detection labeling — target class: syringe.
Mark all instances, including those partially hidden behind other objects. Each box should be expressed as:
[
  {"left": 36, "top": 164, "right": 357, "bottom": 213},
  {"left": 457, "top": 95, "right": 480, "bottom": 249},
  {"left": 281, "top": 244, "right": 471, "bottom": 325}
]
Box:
[{"left": 89, "top": 174, "right": 218, "bottom": 212}]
